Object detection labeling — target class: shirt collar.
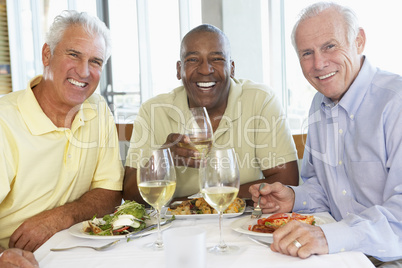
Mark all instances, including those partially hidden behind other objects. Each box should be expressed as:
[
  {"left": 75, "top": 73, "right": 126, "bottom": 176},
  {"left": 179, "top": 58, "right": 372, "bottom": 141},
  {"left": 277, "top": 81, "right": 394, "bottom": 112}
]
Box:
[
  {"left": 321, "top": 57, "right": 376, "bottom": 118},
  {"left": 223, "top": 78, "right": 243, "bottom": 122},
  {"left": 18, "top": 75, "right": 97, "bottom": 135},
  {"left": 168, "top": 78, "right": 243, "bottom": 126},
  {"left": 338, "top": 57, "right": 376, "bottom": 118}
]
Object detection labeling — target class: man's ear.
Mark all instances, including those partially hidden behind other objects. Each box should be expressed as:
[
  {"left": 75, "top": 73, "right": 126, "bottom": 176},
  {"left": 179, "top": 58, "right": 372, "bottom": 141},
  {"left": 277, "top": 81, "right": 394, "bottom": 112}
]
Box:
[
  {"left": 355, "top": 28, "right": 366, "bottom": 54},
  {"left": 230, "top": 60, "right": 235, "bottom": 78},
  {"left": 42, "top": 43, "right": 52, "bottom": 66},
  {"left": 176, "top": 61, "right": 182, "bottom": 80}
]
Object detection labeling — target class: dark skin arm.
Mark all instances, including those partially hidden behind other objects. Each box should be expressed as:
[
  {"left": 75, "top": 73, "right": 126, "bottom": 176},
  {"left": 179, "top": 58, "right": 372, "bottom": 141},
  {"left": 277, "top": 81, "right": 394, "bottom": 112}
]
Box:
[
  {"left": 123, "top": 166, "right": 143, "bottom": 203},
  {"left": 123, "top": 157, "right": 299, "bottom": 203},
  {"left": 123, "top": 133, "right": 201, "bottom": 203},
  {"left": 9, "top": 188, "right": 122, "bottom": 252},
  {"left": 238, "top": 160, "right": 299, "bottom": 199}
]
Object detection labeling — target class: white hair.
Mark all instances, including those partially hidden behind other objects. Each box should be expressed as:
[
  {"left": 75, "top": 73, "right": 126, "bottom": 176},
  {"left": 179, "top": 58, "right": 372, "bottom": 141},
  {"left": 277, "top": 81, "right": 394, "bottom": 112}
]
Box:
[
  {"left": 291, "top": 2, "right": 360, "bottom": 52},
  {"left": 45, "top": 10, "right": 112, "bottom": 64}
]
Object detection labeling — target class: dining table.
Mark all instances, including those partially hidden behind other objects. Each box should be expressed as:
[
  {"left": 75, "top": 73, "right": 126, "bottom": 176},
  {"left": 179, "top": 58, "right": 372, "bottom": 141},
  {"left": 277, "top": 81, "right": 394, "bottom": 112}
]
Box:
[{"left": 34, "top": 211, "right": 374, "bottom": 268}]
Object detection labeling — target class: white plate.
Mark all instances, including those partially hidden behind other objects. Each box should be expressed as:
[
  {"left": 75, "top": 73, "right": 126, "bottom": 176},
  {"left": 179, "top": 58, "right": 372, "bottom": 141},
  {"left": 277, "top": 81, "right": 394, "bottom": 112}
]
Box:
[
  {"left": 165, "top": 210, "right": 244, "bottom": 219},
  {"left": 230, "top": 212, "right": 334, "bottom": 237},
  {"left": 68, "top": 217, "right": 172, "bottom": 240}
]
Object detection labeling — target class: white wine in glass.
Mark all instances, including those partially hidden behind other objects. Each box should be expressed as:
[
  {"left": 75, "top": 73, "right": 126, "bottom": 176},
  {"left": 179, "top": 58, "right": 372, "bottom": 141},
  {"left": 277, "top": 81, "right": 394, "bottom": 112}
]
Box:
[
  {"left": 199, "top": 148, "right": 240, "bottom": 254},
  {"left": 178, "top": 107, "right": 213, "bottom": 158},
  {"left": 137, "top": 148, "right": 176, "bottom": 250}
]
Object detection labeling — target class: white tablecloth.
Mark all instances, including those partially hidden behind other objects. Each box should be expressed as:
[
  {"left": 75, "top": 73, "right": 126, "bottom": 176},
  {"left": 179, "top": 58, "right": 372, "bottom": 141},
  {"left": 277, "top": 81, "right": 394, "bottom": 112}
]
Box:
[{"left": 34, "top": 212, "right": 374, "bottom": 268}]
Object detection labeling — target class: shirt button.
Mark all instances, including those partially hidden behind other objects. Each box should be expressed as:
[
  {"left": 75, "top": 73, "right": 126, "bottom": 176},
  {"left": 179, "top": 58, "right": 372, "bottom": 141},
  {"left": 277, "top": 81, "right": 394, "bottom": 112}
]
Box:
[
  {"left": 350, "top": 114, "right": 354, "bottom": 120},
  {"left": 338, "top": 160, "right": 343, "bottom": 165},
  {"left": 339, "top": 129, "right": 343, "bottom": 134},
  {"left": 68, "top": 154, "right": 72, "bottom": 159},
  {"left": 340, "top": 248, "right": 345, "bottom": 252},
  {"left": 342, "top": 190, "right": 347, "bottom": 195},
  {"left": 303, "top": 201, "right": 307, "bottom": 206}
]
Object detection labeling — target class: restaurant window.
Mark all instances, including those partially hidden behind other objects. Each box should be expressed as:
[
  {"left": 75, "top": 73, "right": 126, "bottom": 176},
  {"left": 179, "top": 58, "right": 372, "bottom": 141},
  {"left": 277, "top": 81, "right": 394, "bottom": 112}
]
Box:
[
  {"left": 106, "top": 0, "right": 202, "bottom": 123},
  {"left": 6, "top": 0, "right": 402, "bottom": 132}
]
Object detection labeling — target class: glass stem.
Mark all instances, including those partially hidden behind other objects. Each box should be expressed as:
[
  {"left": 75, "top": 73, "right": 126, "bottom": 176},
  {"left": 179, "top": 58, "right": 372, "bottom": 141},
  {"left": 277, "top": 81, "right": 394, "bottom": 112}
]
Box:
[
  {"left": 155, "top": 209, "right": 163, "bottom": 247},
  {"left": 218, "top": 211, "right": 227, "bottom": 250}
]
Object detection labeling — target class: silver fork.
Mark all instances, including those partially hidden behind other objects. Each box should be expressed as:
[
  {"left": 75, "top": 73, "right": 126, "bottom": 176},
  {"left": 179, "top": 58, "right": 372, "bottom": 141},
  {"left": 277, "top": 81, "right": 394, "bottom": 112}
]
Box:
[
  {"left": 50, "top": 239, "right": 119, "bottom": 251},
  {"left": 248, "top": 236, "right": 272, "bottom": 247},
  {"left": 251, "top": 183, "right": 265, "bottom": 219}
]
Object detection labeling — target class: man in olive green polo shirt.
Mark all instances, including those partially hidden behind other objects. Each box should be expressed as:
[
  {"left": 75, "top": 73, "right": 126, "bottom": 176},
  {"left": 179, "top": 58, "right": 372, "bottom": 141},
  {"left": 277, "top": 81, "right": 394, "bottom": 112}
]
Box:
[{"left": 123, "top": 24, "right": 299, "bottom": 203}]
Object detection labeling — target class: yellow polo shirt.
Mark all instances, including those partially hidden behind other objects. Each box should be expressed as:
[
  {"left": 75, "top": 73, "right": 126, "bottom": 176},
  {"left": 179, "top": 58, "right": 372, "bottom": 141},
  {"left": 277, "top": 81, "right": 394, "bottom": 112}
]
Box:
[
  {"left": 126, "top": 78, "right": 297, "bottom": 197},
  {"left": 0, "top": 75, "right": 123, "bottom": 249}
]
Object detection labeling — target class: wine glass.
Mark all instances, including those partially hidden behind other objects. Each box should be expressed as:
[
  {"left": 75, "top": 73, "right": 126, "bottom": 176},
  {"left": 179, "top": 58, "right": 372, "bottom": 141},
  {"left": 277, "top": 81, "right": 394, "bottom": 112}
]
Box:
[
  {"left": 180, "top": 107, "right": 214, "bottom": 199},
  {"left": 179, "top": 107, "right": 213, "bottom": 159},
  {"left": 199, "top": 148, "right": 240, "bottom": 254},
  {"left": 137, "top": 148, "right": 177, "bottom": 250}
]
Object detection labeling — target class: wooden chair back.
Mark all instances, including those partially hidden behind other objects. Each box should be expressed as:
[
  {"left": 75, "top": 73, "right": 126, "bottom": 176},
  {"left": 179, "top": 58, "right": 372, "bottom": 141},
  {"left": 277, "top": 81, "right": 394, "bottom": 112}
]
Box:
[{"left": 116, "top": 124, "right": 307, "bottom": 159}]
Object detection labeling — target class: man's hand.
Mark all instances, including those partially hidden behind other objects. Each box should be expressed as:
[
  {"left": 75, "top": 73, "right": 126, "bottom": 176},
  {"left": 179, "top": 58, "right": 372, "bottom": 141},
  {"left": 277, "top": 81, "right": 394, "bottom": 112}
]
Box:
[
  {"left": 9, "top": 208, "right": 68, "bottom": 252},
  {"left": 9, "top": 189, "right": 121, "bottom": 252},
  {"left": 270, "top": 220, "right": 329, "bottom": 258},
  {"left": 0, "top": 248, "right": 39, "bottom": 267},
  {"left": 249, "top": 182, "right": 295, "bottom": 214},
  {"left": 164, "top": 133, "right": 201, "bottom": 168}
]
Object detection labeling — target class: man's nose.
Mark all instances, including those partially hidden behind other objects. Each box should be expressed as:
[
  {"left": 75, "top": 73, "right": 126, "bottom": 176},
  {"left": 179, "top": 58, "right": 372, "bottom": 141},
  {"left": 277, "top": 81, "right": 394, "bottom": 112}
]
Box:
[
  {"left": 76, "top": 61, "right": 90, "bottom": 77},
  {"left": 313, "top": 52, "right": 329, "bottom": 70},
  {"left": 198, "top": 60, "right": 214, "bottom": 75}
]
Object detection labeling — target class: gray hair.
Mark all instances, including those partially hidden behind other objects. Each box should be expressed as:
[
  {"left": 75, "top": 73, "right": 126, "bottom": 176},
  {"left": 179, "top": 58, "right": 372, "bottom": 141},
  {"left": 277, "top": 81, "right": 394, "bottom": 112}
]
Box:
[
  {"left": 180, "top": 24, "right": 231, "bottom": 60},
  {"left": 45, "top": 10, "right": 112, "bottom": 64},
  {"left": 291, "top": 2, "right": 360, "bottom": 52}
]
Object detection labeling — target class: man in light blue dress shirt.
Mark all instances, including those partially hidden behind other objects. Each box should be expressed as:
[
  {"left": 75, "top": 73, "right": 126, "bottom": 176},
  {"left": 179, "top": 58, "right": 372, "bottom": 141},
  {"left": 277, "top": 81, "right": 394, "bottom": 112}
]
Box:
[{"left": 249, "top": 2, "right": 402, "bottom": 266}]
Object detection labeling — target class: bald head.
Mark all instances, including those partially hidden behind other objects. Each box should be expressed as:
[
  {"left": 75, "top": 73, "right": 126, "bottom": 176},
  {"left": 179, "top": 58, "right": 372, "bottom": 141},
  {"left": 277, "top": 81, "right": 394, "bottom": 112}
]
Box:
[{"left": 180, "top": 24, "right": 231, "bottom": 61}]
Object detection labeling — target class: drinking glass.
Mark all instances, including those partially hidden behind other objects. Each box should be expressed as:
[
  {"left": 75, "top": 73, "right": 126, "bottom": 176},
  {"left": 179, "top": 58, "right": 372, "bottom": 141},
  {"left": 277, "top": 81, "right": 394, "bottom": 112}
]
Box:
[
  {"left": 137, "top": 148, "right": 177, "bottom": 250},
  {"left": 199, "top": 148, "right": 240, "bottom": 254},
  {"left": 179, "top": 107, "right": 213, "bottom": 158},
  {"left": 180, "top": 107, "right": 214, "bottom": 199}
]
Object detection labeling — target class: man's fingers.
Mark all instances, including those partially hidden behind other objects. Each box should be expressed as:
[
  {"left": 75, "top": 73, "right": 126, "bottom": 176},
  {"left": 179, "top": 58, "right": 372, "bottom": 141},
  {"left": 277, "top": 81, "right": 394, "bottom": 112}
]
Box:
[
  {"left": 1, "top": 249, "right": 39, "bottom": 267},
  {"left": 21, "top": 250, "right": 39, "bottom": 266}
]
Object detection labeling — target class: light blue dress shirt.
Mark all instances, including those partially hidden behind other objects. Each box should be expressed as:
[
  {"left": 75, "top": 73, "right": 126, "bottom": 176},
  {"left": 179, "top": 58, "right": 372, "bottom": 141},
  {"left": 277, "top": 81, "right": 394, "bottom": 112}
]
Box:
[{"left": 293, "top": 57, "right": 402, "bottom": 261}]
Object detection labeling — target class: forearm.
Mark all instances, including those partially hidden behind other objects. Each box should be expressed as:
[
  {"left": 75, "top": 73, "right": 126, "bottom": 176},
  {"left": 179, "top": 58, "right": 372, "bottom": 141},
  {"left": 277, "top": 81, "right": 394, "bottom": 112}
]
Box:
[
  {"left": 122, "top": 167, "right": 146, "bottom": 204},
  {"left": 264, "top": 161, "right": 299, "bottom": 186},
  {"left": 50, "top": 188, "right": 122, "bottom": 230}
]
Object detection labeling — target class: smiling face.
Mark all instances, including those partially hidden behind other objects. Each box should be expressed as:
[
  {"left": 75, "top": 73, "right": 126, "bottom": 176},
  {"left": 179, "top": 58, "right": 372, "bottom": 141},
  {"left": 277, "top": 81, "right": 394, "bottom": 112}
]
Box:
[
  {"left": 295, "top": 9, "right": 365, "bottom": 101},
  {"left": 42, "top": 24, "right": 105, "bottom": 109},
  {"left": 176, "top": 31, "right": 235, "bottom": 113}
]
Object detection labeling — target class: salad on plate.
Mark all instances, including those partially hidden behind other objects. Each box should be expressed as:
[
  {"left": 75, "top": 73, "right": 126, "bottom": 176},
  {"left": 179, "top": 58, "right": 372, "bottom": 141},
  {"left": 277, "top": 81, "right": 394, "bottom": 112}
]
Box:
[{"left": 83, "top": 200, "right": 149, "bottom": 236}]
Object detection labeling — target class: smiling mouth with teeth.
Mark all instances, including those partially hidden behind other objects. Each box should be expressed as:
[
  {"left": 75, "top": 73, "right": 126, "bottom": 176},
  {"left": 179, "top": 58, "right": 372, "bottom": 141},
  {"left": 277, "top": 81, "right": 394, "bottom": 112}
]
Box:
[
  {"left": 197, "top": 82, "right": 216, "bottom": 89},
  {"left": 68, "top": 78, "right": 87, "bottom": 87},
  {"left": 318, "top": 72, "right": 336, "bottom": 80}
]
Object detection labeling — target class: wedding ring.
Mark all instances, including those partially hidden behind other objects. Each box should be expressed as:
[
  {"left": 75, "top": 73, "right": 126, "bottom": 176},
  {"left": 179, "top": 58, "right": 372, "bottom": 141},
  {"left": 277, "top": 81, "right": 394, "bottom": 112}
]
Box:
[{"left": 293, "top": 239, "right": 302, "bottom": 249}]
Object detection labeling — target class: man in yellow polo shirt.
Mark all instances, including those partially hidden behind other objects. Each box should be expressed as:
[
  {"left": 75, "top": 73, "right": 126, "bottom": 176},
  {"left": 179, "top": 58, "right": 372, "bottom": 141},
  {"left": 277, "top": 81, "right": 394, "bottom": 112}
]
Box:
[{"left": 0, "top": 10, "right": 123, "bottom": 266}]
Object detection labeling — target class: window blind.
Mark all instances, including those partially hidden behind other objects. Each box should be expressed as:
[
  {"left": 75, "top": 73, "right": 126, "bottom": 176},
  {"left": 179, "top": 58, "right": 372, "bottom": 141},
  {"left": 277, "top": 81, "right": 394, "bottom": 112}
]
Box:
[{"left": 0, "top": 0, "right": 11, "bottom": 94}]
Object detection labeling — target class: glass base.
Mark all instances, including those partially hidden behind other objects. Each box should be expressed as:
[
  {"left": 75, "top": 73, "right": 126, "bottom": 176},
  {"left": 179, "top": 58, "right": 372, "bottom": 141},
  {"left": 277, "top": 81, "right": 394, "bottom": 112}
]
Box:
[
  {"left": 207, "top": 244, "right": 239, "bottom": 255},
  {"left": 142, "top": 240, "right": 164, "bottom": 251}
]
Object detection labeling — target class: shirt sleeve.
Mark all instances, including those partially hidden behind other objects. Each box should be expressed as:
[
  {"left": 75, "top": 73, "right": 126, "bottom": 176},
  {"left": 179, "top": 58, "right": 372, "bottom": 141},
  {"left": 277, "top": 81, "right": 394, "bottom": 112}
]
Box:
[
  {"left": 292, "top": 134, "right": 331, "bottom": 213},
  {"left": 255, "top": 91, "right": 297, "bottom": 169},
  {"left": 0, "top": 126, "right": 13, "bottom": 203},
  {"left": 125, "top": 105, "right": 152, "bottom": 169},
  {"left": 90, "top": 101, "right": 124, "bottom": 191}
]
